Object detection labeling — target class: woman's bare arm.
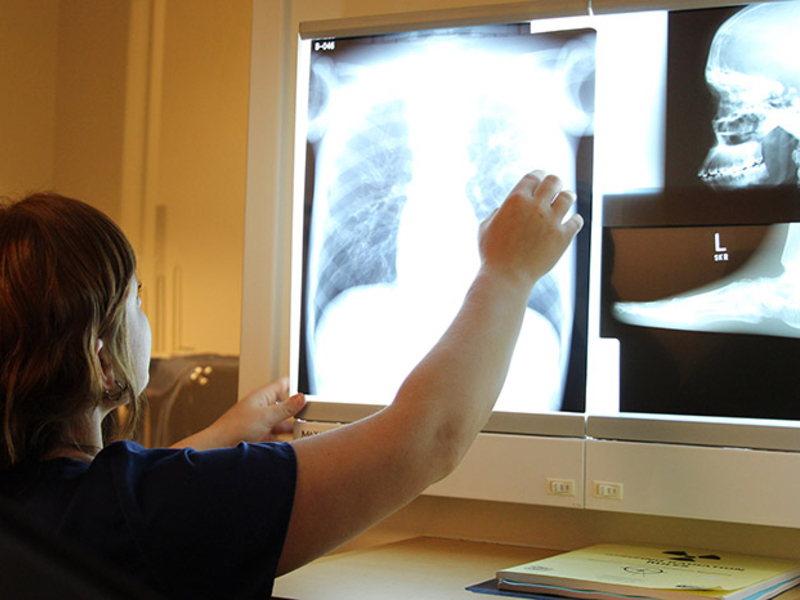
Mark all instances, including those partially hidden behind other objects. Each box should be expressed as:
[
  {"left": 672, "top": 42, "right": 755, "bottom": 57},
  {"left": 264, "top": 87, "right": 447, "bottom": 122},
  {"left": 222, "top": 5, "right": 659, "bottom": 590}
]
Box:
[
  {"left": 170, "top": 378, "right": 306, "bottom": 450},
  {"left": 277, "top": 171, "right": 583, "bottom": 574}
]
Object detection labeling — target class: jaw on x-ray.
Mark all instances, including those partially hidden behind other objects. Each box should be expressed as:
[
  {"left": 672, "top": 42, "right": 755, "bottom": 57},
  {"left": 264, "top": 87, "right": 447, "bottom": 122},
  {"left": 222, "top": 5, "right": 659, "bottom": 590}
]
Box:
[
  {"left": 613, "top": 1, "right": 800, "bottom": 339},
  {"left": 301, "top": 26, "right": 594, "bottom": 412}
]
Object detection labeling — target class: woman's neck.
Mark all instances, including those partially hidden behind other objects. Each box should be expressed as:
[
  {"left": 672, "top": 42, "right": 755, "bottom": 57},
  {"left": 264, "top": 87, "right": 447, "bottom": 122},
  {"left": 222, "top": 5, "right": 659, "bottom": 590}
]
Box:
[
  {"left": 47, "top": 445, "right": 100, "bottom": 463},
  {"left": 45, "top": 406, "right": 107, "bottom": 463}
]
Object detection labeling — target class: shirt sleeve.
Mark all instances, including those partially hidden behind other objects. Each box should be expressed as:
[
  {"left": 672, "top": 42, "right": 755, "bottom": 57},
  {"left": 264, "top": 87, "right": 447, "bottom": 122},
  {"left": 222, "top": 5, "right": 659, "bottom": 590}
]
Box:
[{"left": 101, "top": 441, "right": 297, "bottom": 600}]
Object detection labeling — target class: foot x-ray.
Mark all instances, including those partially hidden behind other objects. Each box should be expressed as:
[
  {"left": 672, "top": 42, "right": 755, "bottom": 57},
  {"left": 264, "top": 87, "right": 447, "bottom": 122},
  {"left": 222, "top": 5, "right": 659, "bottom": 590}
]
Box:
[
  {"left": 602, "top": 1, "right": 800, "bottom": 420},
  {"left": 612, "top": 222, "right": 800, "bottom": 338},
  {"left": 297, "top": 24, "right": 594, "bottom": 413}
]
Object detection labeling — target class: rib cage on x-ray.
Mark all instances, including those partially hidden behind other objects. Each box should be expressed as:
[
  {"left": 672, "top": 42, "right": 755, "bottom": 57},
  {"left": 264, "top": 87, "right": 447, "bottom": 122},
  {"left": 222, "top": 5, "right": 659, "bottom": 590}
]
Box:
[
  {"left": 301, "top": 27, "right": 593, "bottom": 411},
  {"left": 467, "top": 113, "right": 563, "bottom": 337},
  {"left": 311, "top": 100, "right": 412, "bottom": 330},
  {"left": 312, "top": 103, "right": 563, "bottom": 343}
]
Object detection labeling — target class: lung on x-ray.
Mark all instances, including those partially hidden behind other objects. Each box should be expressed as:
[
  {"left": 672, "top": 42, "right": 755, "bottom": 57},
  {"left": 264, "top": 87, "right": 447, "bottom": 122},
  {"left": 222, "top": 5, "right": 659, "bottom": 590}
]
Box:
[{"left": 297, "top": 24, "right": 595, "bottom": 413}]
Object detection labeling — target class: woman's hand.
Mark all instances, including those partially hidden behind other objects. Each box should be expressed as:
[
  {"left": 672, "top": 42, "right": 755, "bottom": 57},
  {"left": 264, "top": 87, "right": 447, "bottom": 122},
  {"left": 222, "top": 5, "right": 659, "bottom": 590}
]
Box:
[
  {"left": 478, "top": 170, "right": 583, "bottom": 289},
  {"left": 170, "top": 377, "right": 306, "bottom": 450}
]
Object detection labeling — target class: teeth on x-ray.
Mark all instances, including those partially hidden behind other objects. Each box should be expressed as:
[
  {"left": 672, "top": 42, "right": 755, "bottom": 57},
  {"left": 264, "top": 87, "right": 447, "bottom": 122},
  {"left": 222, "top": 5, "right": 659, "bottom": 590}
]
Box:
[
  {"left": 615, "top": 2, "right": 800, "bottom": 339},
  {"left": 698, "top": 3, "right": 800, "bottom": 189}
]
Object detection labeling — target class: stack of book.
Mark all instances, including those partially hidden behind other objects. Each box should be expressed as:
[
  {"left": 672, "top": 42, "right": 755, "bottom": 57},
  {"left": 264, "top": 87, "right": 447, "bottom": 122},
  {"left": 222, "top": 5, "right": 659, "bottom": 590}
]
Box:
[{"left": 496, "top": 544, "right": 800, "bottom": 600}]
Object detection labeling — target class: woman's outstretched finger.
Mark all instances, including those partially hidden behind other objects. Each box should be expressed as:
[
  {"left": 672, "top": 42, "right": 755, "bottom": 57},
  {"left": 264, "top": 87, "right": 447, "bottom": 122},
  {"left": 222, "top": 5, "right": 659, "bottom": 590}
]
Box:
[{"left": 551, "top": 190, "right": 577, "bottom": 220}]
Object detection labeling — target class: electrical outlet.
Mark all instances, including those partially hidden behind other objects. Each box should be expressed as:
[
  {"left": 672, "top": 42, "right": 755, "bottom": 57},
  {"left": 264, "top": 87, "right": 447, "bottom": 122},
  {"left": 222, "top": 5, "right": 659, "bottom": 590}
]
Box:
[
  {"left": 593, "top": 481, "right": 624, "bottom": 500},
  {"left": 547, "top": 478, "right": 576, "bottom": 496}
]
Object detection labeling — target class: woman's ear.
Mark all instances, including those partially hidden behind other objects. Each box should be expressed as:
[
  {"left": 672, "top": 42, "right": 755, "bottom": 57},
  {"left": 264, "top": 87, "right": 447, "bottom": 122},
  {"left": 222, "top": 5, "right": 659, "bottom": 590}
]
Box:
[{"left": 94, "top": 339, "right": 116, "bottom": 391}]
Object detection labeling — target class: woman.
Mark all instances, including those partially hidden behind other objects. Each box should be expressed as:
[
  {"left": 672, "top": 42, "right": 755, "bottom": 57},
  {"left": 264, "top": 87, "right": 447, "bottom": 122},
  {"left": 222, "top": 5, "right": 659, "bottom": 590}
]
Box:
[{"left": 0, "top": 171, "right": 581, "bottom": 598}]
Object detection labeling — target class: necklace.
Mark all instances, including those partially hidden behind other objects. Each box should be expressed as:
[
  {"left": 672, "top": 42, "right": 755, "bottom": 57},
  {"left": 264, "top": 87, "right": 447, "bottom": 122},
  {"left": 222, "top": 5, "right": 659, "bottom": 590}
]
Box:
[{"left": 46, "top": 444, "right": 100, "bottom": 463}]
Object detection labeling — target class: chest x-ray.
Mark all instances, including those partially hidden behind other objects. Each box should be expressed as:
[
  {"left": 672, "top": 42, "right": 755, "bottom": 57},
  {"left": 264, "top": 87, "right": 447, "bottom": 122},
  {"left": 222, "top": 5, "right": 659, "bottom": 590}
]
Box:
[{"left": 298, "top": 25, "right": 595, "bottom": 413}]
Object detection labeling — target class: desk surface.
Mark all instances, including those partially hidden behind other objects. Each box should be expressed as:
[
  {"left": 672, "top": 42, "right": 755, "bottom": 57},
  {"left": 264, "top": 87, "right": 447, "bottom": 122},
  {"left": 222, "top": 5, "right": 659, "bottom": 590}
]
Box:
[
  {"left": 272, "top": 536, "right": 557, "bottom": 599},
  {"left": 273, "top": 537, "right": 800, "bottom": 600}
]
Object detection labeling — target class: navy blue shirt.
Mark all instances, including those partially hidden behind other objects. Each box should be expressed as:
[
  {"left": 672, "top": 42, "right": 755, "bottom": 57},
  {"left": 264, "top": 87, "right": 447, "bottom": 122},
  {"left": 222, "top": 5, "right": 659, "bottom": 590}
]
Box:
[{"left": 0, "top": 440, "right": 297, "bottom": 599}]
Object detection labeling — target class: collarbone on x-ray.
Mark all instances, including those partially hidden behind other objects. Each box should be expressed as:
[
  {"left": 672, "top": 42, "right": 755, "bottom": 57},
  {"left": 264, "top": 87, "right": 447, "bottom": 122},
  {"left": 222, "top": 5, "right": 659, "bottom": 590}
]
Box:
[{"left": 303, "top": 28, "right": 594, "bottom": 412}]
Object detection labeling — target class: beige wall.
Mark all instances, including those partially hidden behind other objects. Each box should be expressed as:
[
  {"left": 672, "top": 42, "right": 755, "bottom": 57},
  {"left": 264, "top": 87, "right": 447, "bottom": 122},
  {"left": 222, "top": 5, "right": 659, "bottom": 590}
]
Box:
[
  {"left": 54, "top": 2, "right": 130, "bottom": 220},
  {"left": 1, "top": 0, "right": 251, "bottom": 357},
  {"left": 151, "top": 0, "right": 251, "bottom": 356},
  {"left": 0, "top": 1, "right": 58, "bottom": 198}
]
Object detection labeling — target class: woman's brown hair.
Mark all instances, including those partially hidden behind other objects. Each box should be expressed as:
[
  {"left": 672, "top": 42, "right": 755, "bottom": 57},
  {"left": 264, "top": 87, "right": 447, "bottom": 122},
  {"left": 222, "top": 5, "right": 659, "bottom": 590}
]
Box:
[{"left": 0, "top": 193, "right": 144, "bottom": 468}]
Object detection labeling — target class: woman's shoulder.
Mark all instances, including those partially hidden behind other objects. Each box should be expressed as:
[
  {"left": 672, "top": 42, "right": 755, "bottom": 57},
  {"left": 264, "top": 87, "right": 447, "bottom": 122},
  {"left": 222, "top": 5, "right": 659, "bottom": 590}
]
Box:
[
  {"left": 98, "top": 439, "right": 296, "bottom": 462},
  {"left": 92, "top": 439, "right": 297, "bottom": 485}
]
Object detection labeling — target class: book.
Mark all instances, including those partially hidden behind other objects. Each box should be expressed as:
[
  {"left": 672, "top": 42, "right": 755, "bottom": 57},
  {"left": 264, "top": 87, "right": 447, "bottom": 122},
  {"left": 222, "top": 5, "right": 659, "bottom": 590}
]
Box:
[{"left": 496, "top": 543, "right": 800, "bottom": 600}]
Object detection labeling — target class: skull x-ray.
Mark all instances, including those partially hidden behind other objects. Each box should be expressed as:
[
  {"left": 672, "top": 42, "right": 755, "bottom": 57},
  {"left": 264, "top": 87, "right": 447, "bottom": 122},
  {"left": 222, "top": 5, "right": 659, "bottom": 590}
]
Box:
[
  {"left": 298, "top": 24, "right": 595, "bottom": 413},
  {"left": 699, "top": 3, "right": 800, "bottom": 189}
]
